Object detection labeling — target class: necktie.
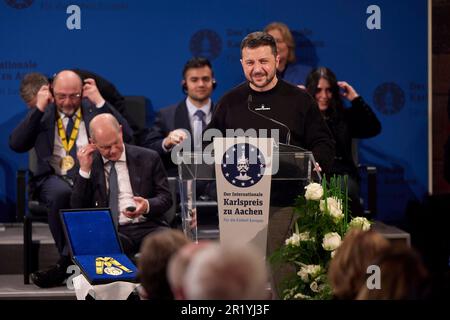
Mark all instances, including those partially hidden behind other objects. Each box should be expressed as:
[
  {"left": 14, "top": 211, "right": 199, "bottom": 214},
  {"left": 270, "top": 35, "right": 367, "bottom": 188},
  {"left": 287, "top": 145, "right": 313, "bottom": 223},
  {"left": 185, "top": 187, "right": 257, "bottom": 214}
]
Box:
[
  {"left": 66, "top": 115, "right": 74, "bottom": 138},
  {"left": 194, "top": 109, "right": 206, "bottom": 127},
  {"left": 66, "top": 115, "right": 77, "bottom": 177},
  {"left": 108, "top": 161, "right": 119, "bottom": 229},
  {"left": 193, "top": 110, "right": 206, "bottom": 148}
]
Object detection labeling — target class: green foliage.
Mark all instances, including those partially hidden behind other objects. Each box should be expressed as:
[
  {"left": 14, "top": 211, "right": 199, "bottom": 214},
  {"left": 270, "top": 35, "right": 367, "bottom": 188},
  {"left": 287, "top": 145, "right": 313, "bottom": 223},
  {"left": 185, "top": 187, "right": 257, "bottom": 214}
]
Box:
[{"left": 271, "top": 175, "right": 371, "bottom": 300}]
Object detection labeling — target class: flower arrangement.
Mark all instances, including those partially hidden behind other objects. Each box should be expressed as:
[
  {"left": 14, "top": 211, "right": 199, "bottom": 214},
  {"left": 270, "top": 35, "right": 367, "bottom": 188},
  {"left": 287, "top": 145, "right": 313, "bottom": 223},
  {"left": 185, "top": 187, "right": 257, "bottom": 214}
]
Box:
[{"left": 270, "top": 176, "right": 372, "bottom": 300}]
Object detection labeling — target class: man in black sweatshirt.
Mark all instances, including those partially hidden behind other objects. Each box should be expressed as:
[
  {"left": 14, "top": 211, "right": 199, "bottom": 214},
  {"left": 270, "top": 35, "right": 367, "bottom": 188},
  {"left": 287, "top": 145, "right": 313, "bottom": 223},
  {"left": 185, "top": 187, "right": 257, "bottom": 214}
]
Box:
[{"left": 207, "top": 31, "right": 335, "bottom": 174}]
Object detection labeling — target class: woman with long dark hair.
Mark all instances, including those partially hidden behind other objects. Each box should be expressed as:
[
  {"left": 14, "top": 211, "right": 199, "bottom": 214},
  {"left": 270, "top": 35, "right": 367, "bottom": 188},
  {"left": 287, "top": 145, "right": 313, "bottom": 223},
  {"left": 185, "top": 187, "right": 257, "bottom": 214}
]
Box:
[{"left": 305, "top": 67, "right": 381, "bottom": 216}]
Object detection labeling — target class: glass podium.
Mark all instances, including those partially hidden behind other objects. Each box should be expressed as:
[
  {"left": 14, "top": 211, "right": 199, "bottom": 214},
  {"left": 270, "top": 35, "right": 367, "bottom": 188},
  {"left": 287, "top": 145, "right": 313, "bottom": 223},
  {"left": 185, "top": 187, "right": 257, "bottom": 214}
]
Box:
[{"left": 176, "top": 143, "right": 322, "bottom": 243}]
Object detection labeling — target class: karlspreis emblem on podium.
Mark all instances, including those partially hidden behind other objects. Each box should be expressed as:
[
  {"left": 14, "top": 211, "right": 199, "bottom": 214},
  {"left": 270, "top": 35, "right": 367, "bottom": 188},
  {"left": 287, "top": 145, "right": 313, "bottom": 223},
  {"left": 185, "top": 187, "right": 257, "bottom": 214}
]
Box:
[{"left": 221, "top": 143, "right": 266, "bottom": 188}]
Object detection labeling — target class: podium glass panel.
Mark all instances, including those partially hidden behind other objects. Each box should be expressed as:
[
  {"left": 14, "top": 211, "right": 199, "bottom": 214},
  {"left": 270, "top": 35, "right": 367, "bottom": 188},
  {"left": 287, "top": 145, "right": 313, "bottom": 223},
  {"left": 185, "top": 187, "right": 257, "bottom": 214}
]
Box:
[{"left": 177, "top": 145, "right": 321, "bottom": 242}]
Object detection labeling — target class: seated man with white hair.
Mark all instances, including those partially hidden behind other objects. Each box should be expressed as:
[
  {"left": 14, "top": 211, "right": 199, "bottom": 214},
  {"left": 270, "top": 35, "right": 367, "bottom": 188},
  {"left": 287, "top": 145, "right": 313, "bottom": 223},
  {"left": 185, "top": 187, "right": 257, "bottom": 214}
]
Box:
[
  {"left": 167, "top": 241, "right": 211, "bottom": 300},
  {"left": 71, "top": 113, "right": 173, "bottom": 257},
  {"left": 183, "top": 243, "right": 269, "bottom": 300}
]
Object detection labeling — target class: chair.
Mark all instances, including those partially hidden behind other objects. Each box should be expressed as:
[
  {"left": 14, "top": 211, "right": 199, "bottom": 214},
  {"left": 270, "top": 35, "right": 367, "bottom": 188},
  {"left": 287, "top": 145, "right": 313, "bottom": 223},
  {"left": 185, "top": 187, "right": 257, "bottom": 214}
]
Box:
[
  {"left": 120, "top": 96, "right": 152, "bottom": 147},
  {"left": 16, "top": 148, "right": 49, "bottom": 284},
  {"left": 352, "top": 139, "right": 377, "bottom": 217},
  {"left": 17, "top": 96, "right": 154, "bottom": 284},
  {"left": 359, "top": 164, "right": 377, "bottom": 217}
]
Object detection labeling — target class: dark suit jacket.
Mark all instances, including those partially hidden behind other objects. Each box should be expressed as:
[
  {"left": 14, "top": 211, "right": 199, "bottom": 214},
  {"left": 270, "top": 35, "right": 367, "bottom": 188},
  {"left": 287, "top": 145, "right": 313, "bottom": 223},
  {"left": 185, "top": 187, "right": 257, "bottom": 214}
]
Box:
[
  {"left": 9, "top": 100, "right": 133, "bottom": 179},
  {"left": 70, "top": 144, "right": 172, "bottom": 226},
  {"left": 143, "top": 99, "right": 214, "bottom": 173}
]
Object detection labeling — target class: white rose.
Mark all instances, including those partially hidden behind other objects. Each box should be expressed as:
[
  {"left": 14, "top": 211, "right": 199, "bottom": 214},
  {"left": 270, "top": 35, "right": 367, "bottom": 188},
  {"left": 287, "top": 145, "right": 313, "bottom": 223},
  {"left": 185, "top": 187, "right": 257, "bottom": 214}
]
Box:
[
  {"left": 331, "top": 250, "right": 336, "bottom": 258},
  {"left": 285, "top": 232, "right": 315, "bottom": 246},
  {"left": 322, "top": 232, "right": 342, "bottom": 251},
  {"left": 297, "top": 269, "right": 309, "bottom": 282},
  {"left": 282, "top": 288, "right": 296, "bottom": 300},
  {"left": 309, "top": 265, "right": 322, "bottom": 275},
  {"left": 299, "top": 231, "right": 313, "bottom": 241},
  {"left": 348, "top": 217, "right": 371, "bottom": 231},
  {"left": 310, "top": 281, "right": 319, "bottom": 293},
  {"left": 297, "top": 264, "right": 322, "bottom": 282},
  {"left": 293, "top": 293, "right": 311, "bottom": 300},
  {"left": 285, "top": 233, "right": 301, "bottom": 246},
  {"left": 304, "top": 183, "right": 323, "bottom": 201},
  {"left": 320, "top": 197, "right": 344, "bottom": 221}
]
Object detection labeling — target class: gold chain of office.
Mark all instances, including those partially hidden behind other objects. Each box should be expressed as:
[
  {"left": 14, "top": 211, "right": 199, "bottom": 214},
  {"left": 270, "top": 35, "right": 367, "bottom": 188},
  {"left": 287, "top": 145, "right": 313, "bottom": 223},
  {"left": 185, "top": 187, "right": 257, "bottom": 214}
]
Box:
[{"left": 56, "top": 108, "right": 82, "bottom": 171}]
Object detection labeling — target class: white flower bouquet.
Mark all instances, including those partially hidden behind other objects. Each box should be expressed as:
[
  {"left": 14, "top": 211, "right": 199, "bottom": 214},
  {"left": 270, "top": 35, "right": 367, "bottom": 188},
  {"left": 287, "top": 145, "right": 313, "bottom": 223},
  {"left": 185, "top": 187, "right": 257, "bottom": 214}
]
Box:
[{"left": 270, "top": 175, "right": 372, "bottom": 300}]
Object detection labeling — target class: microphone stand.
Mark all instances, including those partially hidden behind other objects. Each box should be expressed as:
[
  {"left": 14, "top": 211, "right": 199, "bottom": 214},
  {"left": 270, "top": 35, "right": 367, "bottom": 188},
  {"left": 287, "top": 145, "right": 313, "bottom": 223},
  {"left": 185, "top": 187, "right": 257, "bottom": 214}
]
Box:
[{"left": 247, "top": 94, "right": 291, "bottom": 145}]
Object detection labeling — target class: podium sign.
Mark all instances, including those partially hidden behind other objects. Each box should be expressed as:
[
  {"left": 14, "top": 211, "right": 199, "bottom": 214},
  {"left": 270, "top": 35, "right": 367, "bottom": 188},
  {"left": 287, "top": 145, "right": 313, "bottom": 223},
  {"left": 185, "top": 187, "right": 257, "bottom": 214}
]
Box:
[
  {"left": 214, "top": 137, "right": 274, "bottom": 257},
  {"left": 177, "top": 139, "right": 320, "bottom": 249}
]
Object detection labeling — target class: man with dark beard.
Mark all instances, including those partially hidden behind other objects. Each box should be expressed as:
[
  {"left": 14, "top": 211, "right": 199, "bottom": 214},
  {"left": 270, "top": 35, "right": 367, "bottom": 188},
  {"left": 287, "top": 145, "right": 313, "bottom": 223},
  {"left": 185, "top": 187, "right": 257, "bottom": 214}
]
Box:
[{"left": 206, "top": 32, "right": 334, "bottom": 174}]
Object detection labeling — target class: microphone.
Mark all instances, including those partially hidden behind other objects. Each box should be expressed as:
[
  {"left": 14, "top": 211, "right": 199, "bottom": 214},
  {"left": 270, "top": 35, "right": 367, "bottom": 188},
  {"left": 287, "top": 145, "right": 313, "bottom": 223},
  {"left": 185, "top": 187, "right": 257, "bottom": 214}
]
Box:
[{"left": 247, "top": 94, "right": 291, "bottom": 145}]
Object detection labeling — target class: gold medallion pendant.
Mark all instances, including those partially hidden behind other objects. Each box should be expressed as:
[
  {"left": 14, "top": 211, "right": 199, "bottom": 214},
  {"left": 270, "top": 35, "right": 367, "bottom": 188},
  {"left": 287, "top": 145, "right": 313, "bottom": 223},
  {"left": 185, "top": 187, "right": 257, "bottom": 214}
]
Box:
[{"left": 60, "top": 155, "right": 75, "bottom": 171}]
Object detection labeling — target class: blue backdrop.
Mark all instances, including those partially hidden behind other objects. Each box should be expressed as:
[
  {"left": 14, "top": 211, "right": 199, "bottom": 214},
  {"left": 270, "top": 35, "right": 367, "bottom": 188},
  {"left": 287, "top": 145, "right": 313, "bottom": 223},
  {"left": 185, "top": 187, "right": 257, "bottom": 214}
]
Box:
[{"left": 0, "top": 0, "right": 428, "bottom": 223}]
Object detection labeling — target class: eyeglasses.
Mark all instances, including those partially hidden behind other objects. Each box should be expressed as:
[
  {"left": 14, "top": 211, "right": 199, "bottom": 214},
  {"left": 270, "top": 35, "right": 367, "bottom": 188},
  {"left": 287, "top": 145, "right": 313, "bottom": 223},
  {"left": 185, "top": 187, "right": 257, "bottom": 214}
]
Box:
[{"left": 54, "top": 93, "right": 82, "bottom": 101}]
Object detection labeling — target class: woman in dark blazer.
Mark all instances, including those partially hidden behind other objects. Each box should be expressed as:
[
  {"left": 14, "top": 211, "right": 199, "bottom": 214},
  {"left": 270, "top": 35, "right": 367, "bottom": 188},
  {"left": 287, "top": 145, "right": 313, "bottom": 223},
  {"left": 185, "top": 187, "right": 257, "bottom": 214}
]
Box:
[{"left": 305, "top": 67, "right": 381, "bottom": 216}]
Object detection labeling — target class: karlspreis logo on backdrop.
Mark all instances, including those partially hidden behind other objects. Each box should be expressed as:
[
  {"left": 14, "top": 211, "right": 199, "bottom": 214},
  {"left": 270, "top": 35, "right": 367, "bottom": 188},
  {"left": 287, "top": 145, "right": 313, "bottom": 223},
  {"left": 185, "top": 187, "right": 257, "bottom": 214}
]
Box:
[
  {"left": 4, "top": 0, "right": 34, "bottom": 9},
  {"left": 190, "top": 29, "right": 222, "bottom": 61},
  {"left": 221, "top": 143, "right": 266, "bottom": 188},
  {"left": 373, "top": 82, "right": 405, "bottom": 115}
]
